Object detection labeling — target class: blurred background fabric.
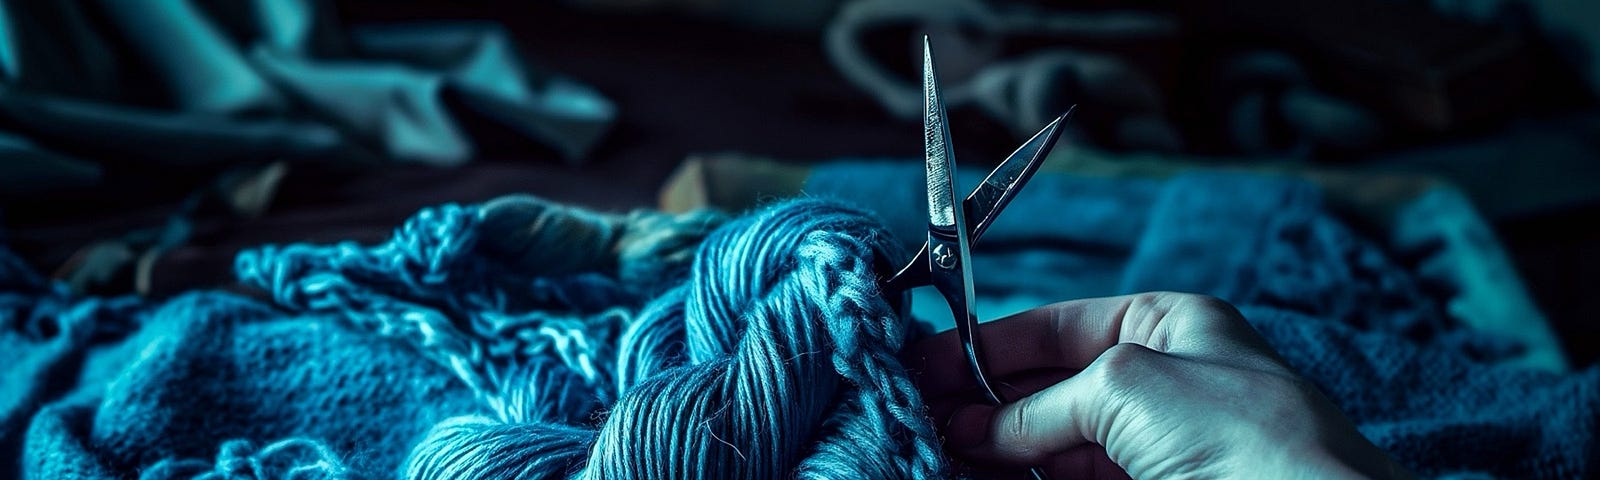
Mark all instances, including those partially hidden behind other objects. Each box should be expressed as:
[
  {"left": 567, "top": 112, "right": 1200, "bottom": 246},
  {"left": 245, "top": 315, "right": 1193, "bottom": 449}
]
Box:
[
  {"left": 0, "top": 0, "right": 615, "bottom": 172},
  {"left": 0, "top": 0, "right": 615, "bottom": 291}
]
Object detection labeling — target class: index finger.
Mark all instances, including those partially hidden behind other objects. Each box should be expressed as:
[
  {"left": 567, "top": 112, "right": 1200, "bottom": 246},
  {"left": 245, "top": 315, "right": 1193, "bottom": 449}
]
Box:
[
  {"left": 903, "top": 292, "right": 1265, "bottom": 399},
  {"left": 903, "top": 294, "right": 1134, "bottom": 399}
]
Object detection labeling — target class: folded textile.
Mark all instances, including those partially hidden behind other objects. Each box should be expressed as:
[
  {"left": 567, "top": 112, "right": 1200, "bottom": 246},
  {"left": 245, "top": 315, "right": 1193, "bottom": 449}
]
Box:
[
  {"left": 0, "top": 0, "right": 619, "bottom": 300},
  {"left": 824, "top": 0, "right": 1184, "bottom": 152},
  {"left": 0, "top": 0, "right": 614, "bottom": 192}
]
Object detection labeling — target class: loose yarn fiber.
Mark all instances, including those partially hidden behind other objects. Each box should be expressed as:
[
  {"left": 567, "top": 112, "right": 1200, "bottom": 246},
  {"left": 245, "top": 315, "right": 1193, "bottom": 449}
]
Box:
[
  {"left": 236, "top": 195, "right": 947, "bottom": 479},
  {"left": 405, "top": 199, "right": 945, "bottom": 479}
]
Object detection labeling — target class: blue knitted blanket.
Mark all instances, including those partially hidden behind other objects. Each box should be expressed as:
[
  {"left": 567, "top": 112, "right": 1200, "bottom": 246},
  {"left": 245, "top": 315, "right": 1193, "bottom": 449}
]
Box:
[{"left": 3, "top": 168, "right": 1595, "bottom": 478}]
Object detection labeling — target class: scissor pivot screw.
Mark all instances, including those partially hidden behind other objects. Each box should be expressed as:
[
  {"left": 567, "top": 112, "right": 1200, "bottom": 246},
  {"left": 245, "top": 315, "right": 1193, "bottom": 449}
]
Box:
[{"left": 932, "top": 244, "right": 959, "bottom": 269}]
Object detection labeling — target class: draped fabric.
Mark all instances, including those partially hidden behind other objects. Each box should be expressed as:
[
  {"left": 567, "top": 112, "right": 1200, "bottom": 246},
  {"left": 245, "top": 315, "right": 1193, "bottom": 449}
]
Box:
[{"left": 0, "top": 0, "right": 614, "bottom": 199}]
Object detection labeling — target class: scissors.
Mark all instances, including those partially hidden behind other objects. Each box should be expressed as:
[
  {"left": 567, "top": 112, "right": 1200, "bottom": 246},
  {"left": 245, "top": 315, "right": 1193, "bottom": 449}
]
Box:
[{"left": 884, "top": 37, "right": 1071, "bottom": 479}]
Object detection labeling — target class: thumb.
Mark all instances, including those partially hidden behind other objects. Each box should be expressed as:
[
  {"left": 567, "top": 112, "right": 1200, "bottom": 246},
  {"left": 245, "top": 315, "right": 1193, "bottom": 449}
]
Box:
[
  {"left": 946, "top": 371, "right": 1103, "bottom": 465},
  {"left": 945, "top": 345, "right": 1156, "bottom": 470}
]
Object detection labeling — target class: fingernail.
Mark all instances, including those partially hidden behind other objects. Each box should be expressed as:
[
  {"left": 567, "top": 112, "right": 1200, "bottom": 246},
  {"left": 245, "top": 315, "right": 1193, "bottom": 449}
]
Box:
[{"left": 945, "top": 404, "right": 996, "bottom": 451}]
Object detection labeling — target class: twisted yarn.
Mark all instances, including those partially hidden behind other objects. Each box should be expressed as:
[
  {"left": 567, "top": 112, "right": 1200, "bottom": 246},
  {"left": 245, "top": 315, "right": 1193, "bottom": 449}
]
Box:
[
  {"left": 580, "top": 201, "right": 943, "bottom": 479},
  {"left": 236, "top": 195, "right": 945, "bottom": 478},
  {"left": 402, "top": 199, "right": 945, "bottom": 479}
]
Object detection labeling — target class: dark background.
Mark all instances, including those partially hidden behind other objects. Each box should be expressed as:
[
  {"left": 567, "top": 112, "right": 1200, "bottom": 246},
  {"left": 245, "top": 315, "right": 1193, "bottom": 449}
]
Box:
[{"left": 6, "top": 1, "right": 1598, "bottom": 364}]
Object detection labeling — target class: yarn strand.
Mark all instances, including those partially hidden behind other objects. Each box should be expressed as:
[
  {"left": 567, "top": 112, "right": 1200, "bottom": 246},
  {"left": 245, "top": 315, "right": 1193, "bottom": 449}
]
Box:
[{"left": 236, "top": 195, "right": 948, "bottom": 479}]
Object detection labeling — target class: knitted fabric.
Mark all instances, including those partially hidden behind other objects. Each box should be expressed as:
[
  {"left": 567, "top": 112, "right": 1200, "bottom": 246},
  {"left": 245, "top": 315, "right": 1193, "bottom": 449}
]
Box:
[
  {"left": 6, "top": 195, "right": 949, "bottom": 479},
  {"left": 5, "top": 167, "right": 1596, "bottom": 479},
  {"left": 16, "top": 289, "right": 481, "bottom": 479}
]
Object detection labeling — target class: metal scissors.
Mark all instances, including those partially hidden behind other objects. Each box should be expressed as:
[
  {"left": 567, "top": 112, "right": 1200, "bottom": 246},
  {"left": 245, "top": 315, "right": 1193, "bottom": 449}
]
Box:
[{"left": 885, "top": 37, "right": 1071, "bottom": 478}]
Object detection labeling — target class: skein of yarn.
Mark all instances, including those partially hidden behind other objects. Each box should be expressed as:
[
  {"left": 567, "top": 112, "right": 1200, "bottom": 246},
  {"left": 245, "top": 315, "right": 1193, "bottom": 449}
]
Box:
[
  {"left": 236, "top": 194, "right": 948, "bottom": 478},
  {"left": 403, "top": 198, "right": 943, "bottom": 479}
]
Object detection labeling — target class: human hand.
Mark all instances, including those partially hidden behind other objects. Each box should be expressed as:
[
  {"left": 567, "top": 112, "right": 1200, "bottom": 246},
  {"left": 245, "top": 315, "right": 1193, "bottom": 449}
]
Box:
[{"left": 905, "top": 292, "right": 1413, "bottom": 479}]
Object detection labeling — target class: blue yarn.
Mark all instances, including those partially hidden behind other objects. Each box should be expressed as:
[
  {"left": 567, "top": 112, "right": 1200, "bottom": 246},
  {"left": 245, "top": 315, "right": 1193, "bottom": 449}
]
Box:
[
  {"left": 3, "top": 248, "right": 377, "bottom": 479},
  {"left": 380, "top": 198, "right": 947, "bottom": 479},
  {"left": 233, "top": 200, "right": 664, "bottom": 400},
  {"left": 140, "top": 438, "right": 351, "bottom": 480},
  {"left": 9, "top": 195, "right": 947, "bottom": 478},
  {"left": 0, "top": 246, "right": 147, "bottom": 343},
  {"left": 230, "top": 194, "right": 950, "bottom": 477},
  {"left": 12, "top": 165, "right": 1597, "bottom": 478},
  {"left": 586, "top": 200, "right": 942, "bottom": 478},
  {"left": 404, "top": 416, "right": 598, "bottom": 479},
  {"left": 615, "top": 286, "right": 689, "bottom": 394}
]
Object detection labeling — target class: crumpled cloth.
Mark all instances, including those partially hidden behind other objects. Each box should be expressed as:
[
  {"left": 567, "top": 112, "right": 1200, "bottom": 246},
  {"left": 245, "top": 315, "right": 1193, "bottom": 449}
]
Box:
[
  {"left": 0, "top": 0, "right": 614, "bottom": 197},
  {"left": 1, "top": 197, "right": 693, "bottom": 479},
  {"left": 0, "top": 245, "right": 480, "bottom": 479},
  {"left": 808, "top": 162, "right": 1596, "bottom": 478}
]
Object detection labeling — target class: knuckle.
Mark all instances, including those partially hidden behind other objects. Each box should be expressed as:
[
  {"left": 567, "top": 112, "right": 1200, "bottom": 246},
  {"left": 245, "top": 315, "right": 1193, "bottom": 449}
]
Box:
[
  {"left": 987, "top": 394, "right": 1043, "bottom": 460},
  {"left": 1131, "top": 291, "right": 1233, "bottom": 317},
  {"left": 1128, "top": 292, "right": 1246, "bottom": 338},
  {"left": 1090, "top": 343, "right": 1156, "bottom": 391},
  {"left": 1178, "top": 293, "right": 1235, "bottom": 314},
  {"left": 1005, "top": 395, "right": 1033, "bottom": 441},
  {"left": 1122, "top": 291, "right": 1171, "bottom": 317}
]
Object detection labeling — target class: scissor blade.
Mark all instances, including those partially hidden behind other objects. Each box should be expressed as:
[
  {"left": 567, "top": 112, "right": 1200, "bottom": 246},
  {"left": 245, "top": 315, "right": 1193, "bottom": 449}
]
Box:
[
  {"left": 963, "top": 107, "right": 1073, "bottom": 244},
  {"left": 922, "top": 36, "right": 958, "bottom": 232},
  {"left": 921, "top": 36, "right": 1002, "bottom": 408}
]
